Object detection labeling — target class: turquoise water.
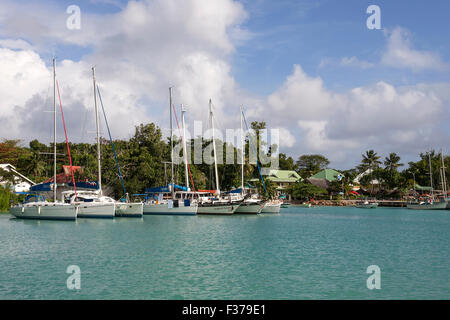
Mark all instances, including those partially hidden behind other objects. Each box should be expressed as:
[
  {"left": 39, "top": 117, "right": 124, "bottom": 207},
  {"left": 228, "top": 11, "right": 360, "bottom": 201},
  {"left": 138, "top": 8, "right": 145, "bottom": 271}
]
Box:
[{"left": 0, "top": 206, "right": 449, "bottom": 300}]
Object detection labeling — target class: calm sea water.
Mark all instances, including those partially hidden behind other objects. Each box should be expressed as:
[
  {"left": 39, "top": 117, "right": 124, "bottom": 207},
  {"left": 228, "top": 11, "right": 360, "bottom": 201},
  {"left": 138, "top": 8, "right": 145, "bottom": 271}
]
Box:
[{"left": 0, "top": 206, "right": 449, "bottom": 300}]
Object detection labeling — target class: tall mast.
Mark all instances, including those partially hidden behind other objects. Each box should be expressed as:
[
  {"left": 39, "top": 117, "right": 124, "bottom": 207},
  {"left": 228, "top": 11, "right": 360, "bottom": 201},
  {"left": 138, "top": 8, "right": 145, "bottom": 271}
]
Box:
[
  {"left": 441, "top": 149, "right": 447, "bottom": 196},
  {"left": 240, "top": 105, "right": 244, "bottom": 192},
  {"left": 92, "top": 67, "right": 102, "bottom": 195},
  {"left": 53, "top": 58, "right": 57, "bottom": 202},
  {"left": 428, "top": 152, "right": 433, "bottom": 201},
  {"left": 169, "top": 87, "right": 174, "bottom": 199},
  {"left": 209, "top": 99, "right": 220, "bottom": 195},
  {"left": 181, "top": 104, "right": 189, "bottom": 189}
]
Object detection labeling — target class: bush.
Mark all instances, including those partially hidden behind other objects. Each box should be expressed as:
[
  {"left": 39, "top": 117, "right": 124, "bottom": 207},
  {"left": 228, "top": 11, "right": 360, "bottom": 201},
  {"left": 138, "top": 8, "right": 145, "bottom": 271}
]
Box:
[{"left": 0, "top": 185, "right": 11, "bottom": 212}]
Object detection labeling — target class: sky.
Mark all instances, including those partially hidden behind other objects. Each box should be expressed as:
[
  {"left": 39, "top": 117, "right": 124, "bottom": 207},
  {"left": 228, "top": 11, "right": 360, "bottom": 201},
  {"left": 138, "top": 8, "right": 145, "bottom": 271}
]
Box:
[{"left": 0, "top": 0, "right": 449, "bottom": 169}]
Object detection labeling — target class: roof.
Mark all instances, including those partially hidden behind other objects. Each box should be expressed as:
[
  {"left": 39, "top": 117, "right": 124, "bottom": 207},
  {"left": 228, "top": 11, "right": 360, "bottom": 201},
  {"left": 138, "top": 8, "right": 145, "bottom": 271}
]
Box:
[
  {"left": 307, "top": 178, "right": 329, "bottom": 189},
  {"left": 260, "top": 169, "right": 301, "bottom": 182},
  {"left": 354, "top": 168, "right": 380, "bottom": 184},
  {"left": 0, "top": 163, "right": 35, "bottom": 185},
  {"left": 309, "top": 169, "right": 343, "bottom": 182}
]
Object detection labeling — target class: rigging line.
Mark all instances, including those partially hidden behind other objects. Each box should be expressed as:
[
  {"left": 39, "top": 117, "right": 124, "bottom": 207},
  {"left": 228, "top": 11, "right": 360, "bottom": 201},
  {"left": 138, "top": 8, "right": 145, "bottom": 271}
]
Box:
[
  {"left": 97, "top": 85, "right": 127, "bottom": 198},
  {"left": 56, "top": 80, "right": 77, "bottom": 199},
  {"left": 171, "top": 103, "right": 197, "bottom": 193},
  {"left": 241, "top": 109, "right": 268, "bottom": 198}
]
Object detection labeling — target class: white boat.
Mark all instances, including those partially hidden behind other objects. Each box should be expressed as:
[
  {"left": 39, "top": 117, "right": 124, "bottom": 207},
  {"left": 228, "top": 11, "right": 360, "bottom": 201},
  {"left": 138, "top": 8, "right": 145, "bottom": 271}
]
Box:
[
  {"left": 96, "top": 85, "right": 144, "bottom": 218},
  {"left": 196, "top": 100, "right": 239, "bottom": 215},
  {"left": 355, "top": 201, "right": 379, "bottom": 208},
  {"left": 143, "top": 197, "right": 197, "bottom": 215},
  {"left": 407, "top": 200, "right": 448, "bottom": 210},
  {"left": 10, "top": 195, "right": 77, "bottom": 220},
  {"left": 234, "top": 198, "right": 265, "bottom": 214},
  {"left": 115, "top": 202, "right": 143, "bottom": 217},
  {"left": 407, "top": 150, "right": 448, "bottom": 211},
  {"left": 261, "top": 200, "right": 282, "bottom": 213},
  {"left": 10, "top": 59, "right": 77, "bottom": 221},
  {"left": 65, "top": 67, "right": 117, "bottom": 219},
  {"left": 197, "top": 199, "right": 240, "bottom": 215},
  {"left": 63, "top": 191, "right": 115, "bottom": 218}
]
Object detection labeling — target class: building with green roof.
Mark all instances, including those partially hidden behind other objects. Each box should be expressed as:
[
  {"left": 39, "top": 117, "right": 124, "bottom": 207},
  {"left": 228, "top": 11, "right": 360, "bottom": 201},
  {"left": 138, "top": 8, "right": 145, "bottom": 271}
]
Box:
[
  {"left": 249, "top": 169, "right": 302, "bottom": 200},
  {"left": 309, "top": 169, "right": 343, "bottom": 182}
]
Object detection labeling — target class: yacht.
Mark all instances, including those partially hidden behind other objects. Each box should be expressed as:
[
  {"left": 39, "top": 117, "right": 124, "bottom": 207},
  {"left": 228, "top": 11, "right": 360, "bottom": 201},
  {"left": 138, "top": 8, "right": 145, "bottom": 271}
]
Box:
[
  {"left": 10, "top": 59, "right": 77, "bottom": 221},
  {"left": 63, "top": 190, "right": 115, "bottom": 218}
]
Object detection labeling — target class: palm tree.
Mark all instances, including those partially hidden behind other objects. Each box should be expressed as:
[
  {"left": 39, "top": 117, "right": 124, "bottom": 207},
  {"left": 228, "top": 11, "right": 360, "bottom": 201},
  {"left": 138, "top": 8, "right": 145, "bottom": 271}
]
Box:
[
  {"left": 384, "top": 153, "right": 404, "bottom": 190},
  {"left": 361, "top": 150, "right": 382, "bottom": 195}
]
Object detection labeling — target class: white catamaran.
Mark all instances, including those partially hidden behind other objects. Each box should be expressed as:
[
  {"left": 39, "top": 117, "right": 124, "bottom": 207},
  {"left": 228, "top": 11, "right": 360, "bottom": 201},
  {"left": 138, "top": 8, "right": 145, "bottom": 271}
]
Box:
[
  {"left": 143, "top": 88, "right": 197, "bottom": 215},
  {"left": 234, "top": 106, "right": 265, "bottom": 214},
  {"left": 96, "top": 83, "right": 143, "bottom": 217},
  {"left": 10, "top": 59, "right": 77, "bottom": 220},
  {"left": 70, "top": 67, "right": 115, "bottom": 218},
  {"left": 197, "top": 99, "right": 242, "bottom": 215}
]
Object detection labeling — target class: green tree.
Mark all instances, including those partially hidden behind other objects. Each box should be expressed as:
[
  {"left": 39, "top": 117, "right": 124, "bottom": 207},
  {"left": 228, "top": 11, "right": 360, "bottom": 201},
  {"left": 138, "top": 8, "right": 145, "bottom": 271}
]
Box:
[
  {"left": 296, "top": 154, "right": 329, "bottom": 177},
  {"left": 289, "top": 182, "right": 327, "bottom": 200}
]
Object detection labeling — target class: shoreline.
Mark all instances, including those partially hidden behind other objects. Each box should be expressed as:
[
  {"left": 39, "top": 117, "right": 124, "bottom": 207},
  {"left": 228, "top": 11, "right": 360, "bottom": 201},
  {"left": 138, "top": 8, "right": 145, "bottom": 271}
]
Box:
[{"left": 289, "top": 200, "right": 407, "bottom": 207}]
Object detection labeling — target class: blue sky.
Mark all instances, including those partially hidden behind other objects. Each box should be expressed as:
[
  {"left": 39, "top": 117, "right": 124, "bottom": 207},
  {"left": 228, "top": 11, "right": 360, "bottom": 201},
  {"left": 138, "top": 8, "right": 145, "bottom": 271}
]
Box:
[{"left": 0, "top": 0, "right": 449, "bottom": 169}]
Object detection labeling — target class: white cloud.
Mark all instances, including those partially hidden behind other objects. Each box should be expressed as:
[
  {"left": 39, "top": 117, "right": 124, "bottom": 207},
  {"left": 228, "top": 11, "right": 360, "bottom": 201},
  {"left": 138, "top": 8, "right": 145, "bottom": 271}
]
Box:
[
  {"left": 0, "top": 1, "right": 448, "bottom": 169},
  {"left": 340, "top": 56, "right": 374, "bottom": 69},
  {"left": 381, "top": 27, "right": 449, "bottom": 71},
  {"left": 259, "top": 65, "right": 449, "bottom": 166}
]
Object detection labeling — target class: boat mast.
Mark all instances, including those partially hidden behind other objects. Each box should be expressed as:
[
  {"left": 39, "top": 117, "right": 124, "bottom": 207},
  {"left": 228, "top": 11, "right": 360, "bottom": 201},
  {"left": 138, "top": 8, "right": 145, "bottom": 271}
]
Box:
[
  {"left": 53, "top": 58, "right": 57, "bottom": 202},
  {"left": 92, "top": 67, "right": 102, "bottom": 195},
  {"left": 209, "top": 99, "right": 220, "bottom": 195},
  {"left": 428, "top": 152, "right": 433, "bottom": 201},
  {"left": 240, "top": 105, "right": 244, "bottom": 192},
  {"left": 169, "top": 87, "right": 174, "bottom": 199},
  {"left": 441, "top": 150, "right": 447, "bottom": 197},
  {"left": 181, "top": 104, "right": 189, "bottom": 189}
]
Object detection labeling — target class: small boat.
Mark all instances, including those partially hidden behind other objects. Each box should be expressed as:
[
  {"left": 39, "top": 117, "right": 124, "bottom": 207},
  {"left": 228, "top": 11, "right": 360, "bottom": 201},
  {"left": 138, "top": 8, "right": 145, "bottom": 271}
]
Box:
[
  {"left": 407, "top": 200, "right": 447, "bottom": 210},
  {"left": 115, "top": 201, "right": 144, "bottom": 217},
  {"left": 96, "top": 84, "right": 143, "bottom": 218},
  {"left": 10, "top": 58, "right": 77, "bottom": 221},
  {"left": 10, "top": 194, "right": 77, "bottom": 221},
  {"left": 234, "top": 198, "right": 265, "bottom": 214},
  {"left": 407, "top": 150, "right": 448, "bottom": 211},
  {"left": 261, "top": 200, "right": 282, "bottom": 213},
  {"left": 280, "top": 202, "right": 290, "bottom": 208},
  {"left": 143, "top": 191, "right": 198, "bottom": 215},
  {"left": 64, "top": 190, "right": 116, "bottom": 218},
  {"left": 299, "top": 203, "right": 312, "bottom": 208},
  {"left": 355, "top": 201, "right": 378, "bottom": 208}
]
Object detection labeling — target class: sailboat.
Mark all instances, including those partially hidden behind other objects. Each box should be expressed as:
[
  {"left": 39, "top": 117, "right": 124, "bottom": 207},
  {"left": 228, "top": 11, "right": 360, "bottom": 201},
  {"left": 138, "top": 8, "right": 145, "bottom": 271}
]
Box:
[
  {"left": 239, "top": 108, "right": 280, "bottom": 214},
  {"left": 407, "top": 151, "right": 448, "bottom": 210},
  {"left": 143, "top": 88, "right": 197, "bottom": 215},
  {"left": 234, "top": 106, "right": 265, "bottom": 214},
  {"left": 69, "top": 67, "right": 116, "bottom": 218},
  {"left": 10, "top": 59, "right": 77, "bottom": 220},
  {"left": 197, "top": 99, "right": 242, "bottom": 215},
  {"left": 96, "top": 85, "right": 143, "bottom": 217}
]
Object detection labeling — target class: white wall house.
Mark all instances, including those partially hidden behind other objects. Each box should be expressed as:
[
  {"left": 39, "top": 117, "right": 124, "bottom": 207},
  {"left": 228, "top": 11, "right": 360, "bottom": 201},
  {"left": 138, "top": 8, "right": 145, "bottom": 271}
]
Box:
[{"left": 0, "top": 163, "right": 35, "bottom": 193}]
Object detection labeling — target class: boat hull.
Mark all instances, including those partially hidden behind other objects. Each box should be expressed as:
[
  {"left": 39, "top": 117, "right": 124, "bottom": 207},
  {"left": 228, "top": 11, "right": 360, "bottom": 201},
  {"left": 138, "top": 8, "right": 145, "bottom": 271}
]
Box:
[
  {"left": 143, "top": 203, "right": 197, "bottom": 215},
  {"left": 197, "top": 203, "right": 238, "bottom": 215},
  {"left": 115, "top": 202, "right": 143, "bottom": 217},
  {"left": 10, "top": 203, "right": 77, "bottom": 220},
  {"left": 76, "top": 203, "right": 116, "bottom": 218},
  {"left": 407, "top": 201, "right": 448, "bottom": 210},
  {"left": 234, "top": 202, "right": 264, "bottom": 214},
  {"left": 261, "top": 202, "right": 281, "bottom": 214},
  {"left": 355, "top": 203, "right": 379, "bottom": 209}
]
